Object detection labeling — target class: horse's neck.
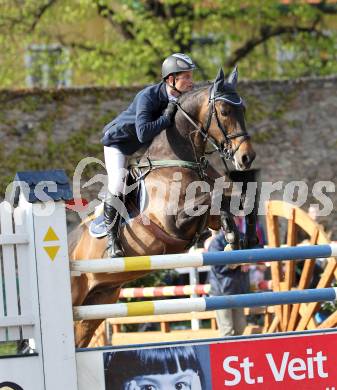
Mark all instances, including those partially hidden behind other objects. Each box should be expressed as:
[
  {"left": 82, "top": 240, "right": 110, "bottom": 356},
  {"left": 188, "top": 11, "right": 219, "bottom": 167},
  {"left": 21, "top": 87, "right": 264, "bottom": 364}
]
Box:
[{"left": 148, "top": 121, "right": 205, "bottom": 162}]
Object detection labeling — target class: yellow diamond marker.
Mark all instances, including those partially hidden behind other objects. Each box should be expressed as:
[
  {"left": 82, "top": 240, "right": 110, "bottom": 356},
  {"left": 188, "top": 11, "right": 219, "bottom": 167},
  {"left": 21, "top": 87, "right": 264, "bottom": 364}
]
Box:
[
  {"left": 43, "top": 227, "right": 59, "bottom": 242},
  {"left": 44, "top": 245, "right": 60, "bottom": 261}
]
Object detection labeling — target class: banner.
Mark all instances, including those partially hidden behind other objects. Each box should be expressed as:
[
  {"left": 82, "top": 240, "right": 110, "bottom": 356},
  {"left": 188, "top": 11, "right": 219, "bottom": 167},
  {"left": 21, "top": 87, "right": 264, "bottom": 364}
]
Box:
[
  {"left": 210, "top": 332, "right": 337, "bottom": 389},
  {"left": 103, "top": 331, "right": 337, "bottom": 389}
]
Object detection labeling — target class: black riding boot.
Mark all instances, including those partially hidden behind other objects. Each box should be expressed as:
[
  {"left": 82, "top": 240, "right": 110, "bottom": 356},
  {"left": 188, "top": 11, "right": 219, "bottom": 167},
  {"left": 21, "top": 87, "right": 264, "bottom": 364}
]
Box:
[{"left": 104, "top": 192, "right": 124, "bottom": 257}]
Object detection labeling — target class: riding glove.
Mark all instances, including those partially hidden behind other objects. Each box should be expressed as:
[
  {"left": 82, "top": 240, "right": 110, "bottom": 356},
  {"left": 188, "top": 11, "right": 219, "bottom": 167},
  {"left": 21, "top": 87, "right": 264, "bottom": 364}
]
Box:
[{"left": 163, "top": 102, "right": 178, "bottom": 124}]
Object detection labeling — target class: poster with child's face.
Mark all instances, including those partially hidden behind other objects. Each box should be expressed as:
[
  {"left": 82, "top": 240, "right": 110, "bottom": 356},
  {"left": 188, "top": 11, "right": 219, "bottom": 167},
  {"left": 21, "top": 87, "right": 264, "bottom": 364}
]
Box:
[{"left": 104, "top": 345, "right": 212, "bottom": 390}]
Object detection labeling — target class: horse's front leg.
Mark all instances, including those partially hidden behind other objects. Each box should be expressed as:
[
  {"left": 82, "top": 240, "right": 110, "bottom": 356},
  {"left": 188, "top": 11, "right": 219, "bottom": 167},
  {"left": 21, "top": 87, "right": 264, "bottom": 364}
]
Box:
[
  {"left": 220, "top": 210, "right": 240, "bottom": 250},
  {"left": 242, "top": 211, "right": 260, "bottom": 249},
  {"left": 74, "top": 285, "right": 121, "bottom": 348}
]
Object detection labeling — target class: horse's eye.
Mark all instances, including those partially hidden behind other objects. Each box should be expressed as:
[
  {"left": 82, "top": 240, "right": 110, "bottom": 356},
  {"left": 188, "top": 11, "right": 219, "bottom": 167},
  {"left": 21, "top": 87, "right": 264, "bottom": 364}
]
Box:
[{"left": 221, "top": 110, "right": 230, "bottom": 117}]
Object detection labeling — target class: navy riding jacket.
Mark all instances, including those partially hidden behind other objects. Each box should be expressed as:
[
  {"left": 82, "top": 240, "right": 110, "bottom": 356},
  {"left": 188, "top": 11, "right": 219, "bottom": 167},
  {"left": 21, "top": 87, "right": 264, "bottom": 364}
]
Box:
[
  {"left": 208, "top": 233, "right": 250, "bottom": 296},
  {"left": 101, "top": 81, "right": 171, "bottom": 155}
]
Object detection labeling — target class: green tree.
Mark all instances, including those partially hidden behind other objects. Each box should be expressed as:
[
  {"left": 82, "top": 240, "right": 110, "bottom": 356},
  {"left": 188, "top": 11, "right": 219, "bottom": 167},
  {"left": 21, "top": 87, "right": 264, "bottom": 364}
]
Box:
[{"left": 0, "top": 0, "right": 336, "bottom": 87}]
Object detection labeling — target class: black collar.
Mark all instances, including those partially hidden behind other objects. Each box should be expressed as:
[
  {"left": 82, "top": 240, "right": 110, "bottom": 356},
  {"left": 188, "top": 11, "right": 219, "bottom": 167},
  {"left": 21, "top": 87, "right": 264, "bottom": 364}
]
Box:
[{"left": 159, "top": 81, "right": 169, "bottom": 103}]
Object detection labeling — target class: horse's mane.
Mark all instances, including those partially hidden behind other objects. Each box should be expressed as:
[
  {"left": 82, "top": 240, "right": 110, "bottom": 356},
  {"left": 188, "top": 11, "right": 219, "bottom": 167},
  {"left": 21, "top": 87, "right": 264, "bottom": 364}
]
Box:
[
  {"left": 178, "top": 84, "right": 209, "bottom": 104},
  {"left": 177, "top": 84, "right": 210, "bottom": 118},
  {"left": 146, "top": 85, "right": 209, "bottom": 159}
]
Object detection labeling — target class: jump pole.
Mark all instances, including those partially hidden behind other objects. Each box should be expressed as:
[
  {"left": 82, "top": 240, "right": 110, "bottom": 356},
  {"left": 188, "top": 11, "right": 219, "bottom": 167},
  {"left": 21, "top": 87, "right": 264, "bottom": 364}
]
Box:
[
  {"left": 70, "top": 244, "right": 337, "bottom": 275},
  {"left": 73, "top": 287, "right": 337, "bottom": 321},
  {"left": 119, "top": 284, "right": 211, "bottom": 298}
]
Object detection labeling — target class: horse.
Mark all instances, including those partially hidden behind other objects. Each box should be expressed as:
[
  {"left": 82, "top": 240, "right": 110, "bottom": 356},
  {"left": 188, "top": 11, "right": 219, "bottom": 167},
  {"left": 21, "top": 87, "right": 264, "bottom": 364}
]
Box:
[{"left": 70, "top": 67, "right": 256, "bottom": 347}]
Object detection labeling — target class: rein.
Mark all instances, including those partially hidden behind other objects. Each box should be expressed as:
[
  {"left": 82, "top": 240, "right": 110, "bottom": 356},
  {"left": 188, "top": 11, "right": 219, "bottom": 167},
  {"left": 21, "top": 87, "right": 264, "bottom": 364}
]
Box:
[{"left": 131, "top": 85, "right": 250, "bottom": 178}]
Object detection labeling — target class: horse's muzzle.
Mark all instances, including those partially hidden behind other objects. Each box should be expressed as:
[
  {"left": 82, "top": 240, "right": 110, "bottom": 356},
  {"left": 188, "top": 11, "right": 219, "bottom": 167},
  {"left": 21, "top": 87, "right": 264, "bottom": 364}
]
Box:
[{"left": 237, "top": 149, "right": 256, "bottom": 170}]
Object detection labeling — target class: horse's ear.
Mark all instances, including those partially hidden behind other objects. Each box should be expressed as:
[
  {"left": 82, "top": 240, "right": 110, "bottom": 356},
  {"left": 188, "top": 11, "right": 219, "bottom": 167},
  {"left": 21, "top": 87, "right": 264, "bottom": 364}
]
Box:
[
  {"left": 227, "top": 65, "right": 238, "bottom": 88},
  {"left": 213, "top": 68, "right": 225, "bottom": 95},
  {"left": 215, "top": 67, "right": 225, "bottom": 84}
]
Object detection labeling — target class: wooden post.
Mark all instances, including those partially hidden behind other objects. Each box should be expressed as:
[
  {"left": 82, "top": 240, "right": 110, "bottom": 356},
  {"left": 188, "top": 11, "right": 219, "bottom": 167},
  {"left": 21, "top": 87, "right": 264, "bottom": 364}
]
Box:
[
  {"left": 282, "top": 207, "right": 297, "bottom": 330},
  {"left": 265, "top": 201, "right": 284, "bottom": 331}
]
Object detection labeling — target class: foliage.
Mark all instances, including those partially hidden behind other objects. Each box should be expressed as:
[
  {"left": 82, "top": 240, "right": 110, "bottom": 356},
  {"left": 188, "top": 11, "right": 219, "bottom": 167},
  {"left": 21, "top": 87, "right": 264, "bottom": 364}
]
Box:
[
  {"left": 321, "top": 281, "right": 337, "bottom": 314},
  {"left": 0, "top": 0, "right": 336, "bottom": 87},
  {"left": 0, "top": 341, "right": 17, "bottom": 356}
]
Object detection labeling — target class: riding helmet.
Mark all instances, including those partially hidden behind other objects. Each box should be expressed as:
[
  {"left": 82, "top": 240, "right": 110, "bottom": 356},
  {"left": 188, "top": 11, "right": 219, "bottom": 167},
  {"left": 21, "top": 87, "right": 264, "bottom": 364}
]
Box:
[{"left": 162, "top": 53, "right": 196, "bottom": 79}]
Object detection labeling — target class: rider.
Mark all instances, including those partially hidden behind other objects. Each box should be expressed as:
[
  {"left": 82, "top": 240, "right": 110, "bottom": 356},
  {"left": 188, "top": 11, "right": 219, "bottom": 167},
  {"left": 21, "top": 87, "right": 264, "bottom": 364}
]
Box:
[{"left": 101, "top": 53, "right": 196, "bottom": 257}]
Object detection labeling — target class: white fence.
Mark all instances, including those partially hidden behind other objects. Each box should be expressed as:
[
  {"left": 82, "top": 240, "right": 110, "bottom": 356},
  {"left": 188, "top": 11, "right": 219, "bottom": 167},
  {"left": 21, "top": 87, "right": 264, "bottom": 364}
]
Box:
[{"left": 0, "top": 190, "right": 77, "bottom": 390}]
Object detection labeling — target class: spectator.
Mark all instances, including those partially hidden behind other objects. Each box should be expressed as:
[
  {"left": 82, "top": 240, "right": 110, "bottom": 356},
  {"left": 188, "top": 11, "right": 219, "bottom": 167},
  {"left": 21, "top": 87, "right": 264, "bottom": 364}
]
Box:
[{"left": 207, "top": 231, "right": 250, "bottom": 336}]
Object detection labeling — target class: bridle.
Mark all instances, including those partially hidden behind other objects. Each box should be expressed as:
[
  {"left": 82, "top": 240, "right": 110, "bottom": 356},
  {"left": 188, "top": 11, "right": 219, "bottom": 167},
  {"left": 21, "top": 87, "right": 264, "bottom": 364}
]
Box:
[{"left": 176, "top": 85, "right": 250, "bottom": 162}]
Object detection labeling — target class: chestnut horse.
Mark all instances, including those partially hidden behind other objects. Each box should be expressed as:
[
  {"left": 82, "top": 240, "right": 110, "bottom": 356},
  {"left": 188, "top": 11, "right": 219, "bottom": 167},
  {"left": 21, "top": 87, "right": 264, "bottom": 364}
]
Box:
[{"left": 70, "top": 67, "right": 256, "bottom": 347}]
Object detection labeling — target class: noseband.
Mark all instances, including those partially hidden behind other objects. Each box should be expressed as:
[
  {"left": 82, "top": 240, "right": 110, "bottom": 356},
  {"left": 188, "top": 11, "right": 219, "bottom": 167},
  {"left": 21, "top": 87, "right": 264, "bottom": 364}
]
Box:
[{"left": 176, "top": 85, "right": 250, "bottom": 161}]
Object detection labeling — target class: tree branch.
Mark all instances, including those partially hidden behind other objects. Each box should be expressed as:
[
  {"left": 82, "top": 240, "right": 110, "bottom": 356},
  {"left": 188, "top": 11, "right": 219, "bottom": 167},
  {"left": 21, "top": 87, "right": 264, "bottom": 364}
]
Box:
[
  {"left": 56, "top": 35, "right": 114, "bottom": 56},
  {"left": 57, "top": 35, "right": 159, "bottom": 78},
  {"left": 143, "top": 0, "right": 166, "bottom": 18},
  {"left": 0, "top": 16, "right": 27, "bottom": 30},
  {"left": 29, "top": 0, "right": 58, "bottom": 32},
  {"left": 225, "top": 19, "right": 324, "bottom": 68},
  {"left": 311, "top": 2, "right": 337, "bottom": 15},
  {"left": 93, "top": 0, "right": 135, "bottom": 40},
  {"left": 93, "top": 0, "right": 166, "bottom": 59}
]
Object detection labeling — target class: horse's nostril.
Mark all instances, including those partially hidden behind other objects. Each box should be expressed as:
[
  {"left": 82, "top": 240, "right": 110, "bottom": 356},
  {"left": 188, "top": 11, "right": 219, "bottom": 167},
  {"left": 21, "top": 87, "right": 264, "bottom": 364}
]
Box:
[
  {"left": 242, "top": 151, "right": 256, "bottom": 166},
  {"left": 242, "top": 154, "right": 250, "bottom": 165}
]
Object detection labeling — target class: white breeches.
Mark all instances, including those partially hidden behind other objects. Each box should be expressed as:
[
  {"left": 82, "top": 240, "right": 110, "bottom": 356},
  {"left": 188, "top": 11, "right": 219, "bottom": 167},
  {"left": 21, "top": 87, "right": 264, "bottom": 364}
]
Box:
[
  {"left": 104, "top": 146, "right": 146, "bottom": 195},
  {"left": 104, "top": 146, "right": 128, "bottom": 195}
]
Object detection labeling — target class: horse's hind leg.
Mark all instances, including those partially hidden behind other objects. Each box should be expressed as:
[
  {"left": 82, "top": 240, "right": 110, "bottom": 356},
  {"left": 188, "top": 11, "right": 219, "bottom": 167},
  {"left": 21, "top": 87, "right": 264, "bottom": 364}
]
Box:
[
  {"left": 74, "top": 284, "right": 121, "bottom": 348},
  {"left": 71, "top": 274, "right": 90, "bottom": 306}
]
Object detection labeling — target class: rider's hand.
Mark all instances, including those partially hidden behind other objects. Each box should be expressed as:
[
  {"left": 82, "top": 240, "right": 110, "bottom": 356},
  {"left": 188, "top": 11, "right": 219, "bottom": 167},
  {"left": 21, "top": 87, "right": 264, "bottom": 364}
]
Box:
[{"left": 163, "top": 102, "right": 177, "bottom": 124}]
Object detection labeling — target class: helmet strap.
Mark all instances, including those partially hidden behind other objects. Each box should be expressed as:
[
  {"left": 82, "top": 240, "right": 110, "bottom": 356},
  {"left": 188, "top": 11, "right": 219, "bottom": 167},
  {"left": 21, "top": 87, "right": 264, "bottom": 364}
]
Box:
[{"left": 169, "top": 74, "right": 182, "bottom": 95}]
